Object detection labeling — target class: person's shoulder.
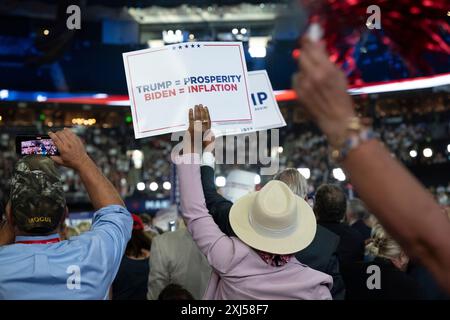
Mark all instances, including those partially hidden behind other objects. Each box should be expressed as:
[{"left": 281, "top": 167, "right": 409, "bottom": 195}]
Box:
[
  {"left": 351, "top": 220, "right": 371, "bottom": 232},
  {"left": 153, "top": 229, "right": 193, "bottom": 249},
  {"left": 316, "top": 224, "right": 340, "bottom": 246},
  {"left": 340, "top": 223, "right": 365, "bottom": 241},
  {"left": 90, "top": 205, "right": 132, "bottom": 231},
  {"left": 0, "top": 244, "right": 21, "bottom": 260},
  {"left": 93, "top": 204, "right": 131, "bottom": 217},
  {"left": 157, "top": 228, "right": 189, "bottom": 240},
  {"left": 289, "top": 258, "right": 333, "bottom": 281}
]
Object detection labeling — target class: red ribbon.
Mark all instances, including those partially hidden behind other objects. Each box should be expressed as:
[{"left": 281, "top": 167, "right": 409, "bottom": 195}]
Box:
[{"left": 16, "top": 238, "right": 61, "bottom": 245}]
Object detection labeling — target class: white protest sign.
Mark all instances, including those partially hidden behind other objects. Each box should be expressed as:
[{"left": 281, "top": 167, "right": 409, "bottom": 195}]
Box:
[
  {"left": 123, "top": 42, "right": 254, "bottom": 138},
  {"left": 214, "top": 70, "right": 286, "bottom": 136}
]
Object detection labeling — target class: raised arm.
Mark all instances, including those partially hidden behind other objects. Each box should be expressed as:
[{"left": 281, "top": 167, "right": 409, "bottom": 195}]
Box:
[
  {"left": 292, "top": 37, "right": 450, "bottom": 292},
  {"left": 198, "top": 107, "right": 235, "bottom": 236},
  {"left": 177, "top": 154, "right": 248, "bottom": 274},
  {"left": 175, "top": 106, "right": 249, "bottom": 274},
  {"left": 200, "top": 161, "right": 235, "bottom": 236},
  {"left": 341, "top": 140, "right": 450, "bottom": 287},
  {"left": 49, "top": 129, "right": 132, "bottom": 280},
  {"left": 49, "top": 128, "right": 124, "bottom": 209}
]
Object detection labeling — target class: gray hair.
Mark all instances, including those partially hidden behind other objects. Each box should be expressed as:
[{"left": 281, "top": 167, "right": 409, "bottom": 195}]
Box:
[
  {"left": 273, "top": 168, "right": 308, "bottom": 199},
  {"left": 348, "top": 198, "right": 370, "bottom": 220}
]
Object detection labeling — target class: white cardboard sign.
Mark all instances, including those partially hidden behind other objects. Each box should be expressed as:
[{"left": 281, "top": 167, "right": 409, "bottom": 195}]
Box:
[
  {"left": 123, "top": 42, "right": 254, "bottom": 138},
  {"left": 215, "top": 70, "right": 286, "bottom": 136}
]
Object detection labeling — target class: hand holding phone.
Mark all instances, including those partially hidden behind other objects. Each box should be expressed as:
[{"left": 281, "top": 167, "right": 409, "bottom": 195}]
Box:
[
  {"left": 48, "top": 128, "right": 90, "bottom": 171},
  {"left": 16, "top": 135, "right": 59, "bottom": 156}
]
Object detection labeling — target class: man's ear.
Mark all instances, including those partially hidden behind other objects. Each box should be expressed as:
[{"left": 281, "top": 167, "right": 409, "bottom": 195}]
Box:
[
  {"left": 60, "top": 206, "right": 69, "bottom": 224},
  {"left": 6, "top": 202, "right": 14, "bottom": 227}
]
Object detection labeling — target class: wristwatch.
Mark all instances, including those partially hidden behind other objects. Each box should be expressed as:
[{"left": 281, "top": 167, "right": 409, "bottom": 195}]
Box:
[{"left": 330, "top": 117, "right": 376, "bottom": 162}]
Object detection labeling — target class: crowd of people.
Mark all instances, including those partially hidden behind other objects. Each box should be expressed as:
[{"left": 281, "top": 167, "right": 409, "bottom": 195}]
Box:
[
  {"left": 0, "top": 116, "right": 448, "bottom": 208},
  {"left": 0, "top": 37, "right": 450, "bottom": 300}
]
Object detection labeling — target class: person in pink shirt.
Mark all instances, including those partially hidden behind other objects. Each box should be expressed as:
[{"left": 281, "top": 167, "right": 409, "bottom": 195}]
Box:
[{"left": 173, "top": 105, "right": 332, "bottom": 300}]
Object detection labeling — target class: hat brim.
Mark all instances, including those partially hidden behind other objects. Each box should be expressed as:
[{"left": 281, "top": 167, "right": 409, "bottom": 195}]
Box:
[{"left": 229, "top": 192, "right": 317, "bottom": 255}]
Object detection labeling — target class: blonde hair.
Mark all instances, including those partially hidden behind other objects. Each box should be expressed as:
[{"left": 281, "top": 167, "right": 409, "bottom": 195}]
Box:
[
  {"left": 65, "top": 226, "right": 80, "bottom": 239},
  {"left": 76, "top": 221, "right": 92, "bottom": 234},
  {"left": 366, "top": 224, "right": 403, "bottom": 259},
  {"left": 273, "top": 168, "right": 308, "bottom": 199}
]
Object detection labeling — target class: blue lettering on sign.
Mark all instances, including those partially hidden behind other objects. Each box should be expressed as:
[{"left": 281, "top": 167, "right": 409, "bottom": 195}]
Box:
[
  {"left": 145, "top": 200, "right": 171, "bottom": 210},
  {"left": 251, "top": 92, "right": 268, "bottom": 106}
]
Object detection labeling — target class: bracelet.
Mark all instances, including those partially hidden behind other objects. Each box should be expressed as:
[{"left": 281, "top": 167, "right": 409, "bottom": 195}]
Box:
[{"left": 330, "top": 127, "right": 376, "bottom": 162}]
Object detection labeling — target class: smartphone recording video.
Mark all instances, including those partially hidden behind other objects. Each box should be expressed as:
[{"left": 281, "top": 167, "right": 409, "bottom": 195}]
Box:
[{"left": 15, "top": 135, "right": 59, "bottom": 156}]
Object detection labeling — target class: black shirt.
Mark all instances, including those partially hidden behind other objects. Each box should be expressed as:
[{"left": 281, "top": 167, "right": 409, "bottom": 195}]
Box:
[
  {"left": 112, "top": 255, "right": 149, "bottom": 300},
  {"left": 351, "top": 219, "right": 372, "bottom": 241},
  {"left": 341, "top": 257, "right": 421, "bottom": 300},
  {"left": 319, "top": 221, "right": 365, "bottom": 266}
]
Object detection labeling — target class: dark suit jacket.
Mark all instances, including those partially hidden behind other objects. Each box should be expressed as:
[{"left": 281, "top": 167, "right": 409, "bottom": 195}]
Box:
[
  {"left": 341, "top": 257, "right": 422, "bottom": 300},
  {"left": 408, "top": 262, "right": 449, "bottom": 300},
  {"left": 319, "top": 221, "right": 365, "bottom": 267},
  {"left": 351, "top": 219, "right": 372, "bottom": 241},
  {"left": 200, "top": 165, "right": 345, "bottom": 299}
]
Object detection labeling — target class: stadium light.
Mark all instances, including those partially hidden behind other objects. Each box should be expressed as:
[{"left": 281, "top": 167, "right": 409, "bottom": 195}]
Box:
[
  {"left": 163, "top": 181, "right": 171, "bottom": 190},
  {"left": 423, "top": 148, "right": 433, "bottom": 158},
  {"left": 409, "top": 150, "right": 418, "bottom": 158},
  {"left": 254, "top": 174, "right": 261, "bottom": 185},
  {"left": 36, "top": 94, "right": 47, "bottom": 102},
  {"left": 0, "top": 89, "right": 8, "bottom": 99},
  {"left": 215, "top": 176, "right": 226, "bottom": 187},
  {"left": 147, "top": 39, "right": 165, "bottom": 48},
  {"left": 149, "top": 182, "right": 159, "bottom": 191},
  {"left": 297, "top": 168, "right": 311, "bottom": 180},
  {"left": 131, "top": 150, "right": 144, "bottom": 169},
  {"left": 137, "top": 182, "right": 145, "bottom": 191},
  {"left": 93, "top": 93, "right": 108, "bottom": 99},
  {"left": 249, "top": 36, "right": 268, "bottom": 58},
  {"left": 163, "top": 30, "right": 182, "bottom": 43},
  {"left": 332, "top": 168, "right": 346, "bottom": 181},
  {"left": 348, "top": 73, "right": 450, "bottom": 95},
  {"left": 249, "top": 46, "right": 266, "bottom": 58}
]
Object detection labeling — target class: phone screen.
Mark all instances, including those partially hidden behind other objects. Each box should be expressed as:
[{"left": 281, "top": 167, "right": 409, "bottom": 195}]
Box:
[{"left": 16, "top": 135, "right": 59, "bottom": 156}]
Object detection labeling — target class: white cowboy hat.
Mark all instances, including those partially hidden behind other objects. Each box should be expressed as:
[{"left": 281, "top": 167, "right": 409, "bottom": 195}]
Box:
[
  {"left": 229, "top": 180, "right": 317, "bottom": 254},
  {"left": 222, "top": 169, "right": 257, "bottom": 203}
]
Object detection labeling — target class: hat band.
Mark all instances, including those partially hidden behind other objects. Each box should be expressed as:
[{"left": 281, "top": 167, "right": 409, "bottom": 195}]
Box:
[{"left": 248, "top": 211, "right": 298, "bottom": 239}]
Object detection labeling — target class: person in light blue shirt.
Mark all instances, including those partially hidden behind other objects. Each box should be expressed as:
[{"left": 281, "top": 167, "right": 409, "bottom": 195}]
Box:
[{"left": 0, "top": 128, "right": 132, "bottom": 300}]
